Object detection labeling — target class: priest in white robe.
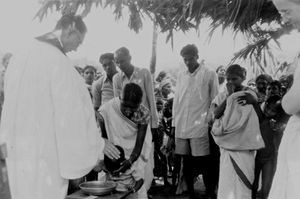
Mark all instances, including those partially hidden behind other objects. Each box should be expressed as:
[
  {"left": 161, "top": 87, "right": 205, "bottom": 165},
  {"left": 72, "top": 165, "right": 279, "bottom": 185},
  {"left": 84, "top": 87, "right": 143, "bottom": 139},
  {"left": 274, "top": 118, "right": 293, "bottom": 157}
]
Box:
[{"left": 0, "top": 14, "right": 120, "bottom": 199}]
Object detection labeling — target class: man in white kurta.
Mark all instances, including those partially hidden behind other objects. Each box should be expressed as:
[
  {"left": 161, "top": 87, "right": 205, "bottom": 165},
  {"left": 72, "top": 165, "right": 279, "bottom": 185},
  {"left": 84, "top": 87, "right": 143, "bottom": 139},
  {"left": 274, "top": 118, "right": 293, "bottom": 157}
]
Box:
[
  {"left": 172, "top": 44, "right": 219, "bottom": 198},
  {"left": 0, "top": 14, "right": 119, "bottom": 199}
]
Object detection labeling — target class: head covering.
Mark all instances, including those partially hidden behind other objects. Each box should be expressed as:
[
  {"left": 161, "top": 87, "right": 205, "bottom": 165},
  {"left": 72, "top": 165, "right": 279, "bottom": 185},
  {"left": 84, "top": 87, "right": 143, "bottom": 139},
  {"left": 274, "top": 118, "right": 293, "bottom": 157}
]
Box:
[{"left": 159, "top": 78, "right": 172, "bottom": 90}]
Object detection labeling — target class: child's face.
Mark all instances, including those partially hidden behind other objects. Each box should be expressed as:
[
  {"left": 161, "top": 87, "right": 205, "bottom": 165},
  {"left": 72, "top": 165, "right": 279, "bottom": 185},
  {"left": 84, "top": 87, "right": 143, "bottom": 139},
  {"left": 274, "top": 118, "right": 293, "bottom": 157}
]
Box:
[
  {"left": 83, "top": 68, "right": 95, "bottom": 84},
  {"left": 226, "top": 73, "right": 244, "bottom": 90},
  {"left": 266, "top": 85, "right": 280, "bottom": 98},
  {"left": 256, "top": 79, "right": 268, "bottom": 94}
]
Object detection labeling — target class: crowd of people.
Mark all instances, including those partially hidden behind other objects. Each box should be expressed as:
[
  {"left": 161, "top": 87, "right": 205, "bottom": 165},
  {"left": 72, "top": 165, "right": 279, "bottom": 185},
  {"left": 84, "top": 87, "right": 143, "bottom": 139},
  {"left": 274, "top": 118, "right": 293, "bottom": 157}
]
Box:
[
  {"left": 1, "top": 0, "right": 300, "bottom": 198},
  {"left": 72, "top": 41, "right": 294, "bottom": 199}
]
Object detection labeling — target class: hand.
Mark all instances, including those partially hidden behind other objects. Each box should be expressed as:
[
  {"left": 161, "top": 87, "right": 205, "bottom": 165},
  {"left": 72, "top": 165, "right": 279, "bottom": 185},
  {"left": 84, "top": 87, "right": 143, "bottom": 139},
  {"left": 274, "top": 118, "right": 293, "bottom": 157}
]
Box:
[
  {"left": 237, "top": 92, "right": 257, "bottom": 106},
  {"left": 226, "top": 82, "right": 235, "bottom": 96},
  {"left": 93, "top": 160, "right": 105, "bottom": 172},
  {"left": 170, "top": 127, "right": 175, "bottom": 138},
  {"left": 166, "top": 137, "right": 175, "bottom": 152},
  {"left": 103, "top": 139, "right": 120, "bottom": 160},
  {"left": 113, "top": 159, "right": 132, "bottom": 175}
]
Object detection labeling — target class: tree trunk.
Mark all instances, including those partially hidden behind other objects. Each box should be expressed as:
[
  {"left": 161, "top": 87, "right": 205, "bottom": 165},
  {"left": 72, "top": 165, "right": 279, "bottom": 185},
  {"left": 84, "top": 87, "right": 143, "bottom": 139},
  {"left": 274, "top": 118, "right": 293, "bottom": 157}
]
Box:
[{"left": 150, "top": 21, "right": 158, "bottom": 80}]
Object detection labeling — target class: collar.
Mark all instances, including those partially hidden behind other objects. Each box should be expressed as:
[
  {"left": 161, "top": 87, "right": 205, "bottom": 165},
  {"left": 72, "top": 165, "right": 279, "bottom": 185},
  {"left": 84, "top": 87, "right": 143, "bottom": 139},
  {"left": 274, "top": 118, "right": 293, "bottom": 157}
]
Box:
[
  {"left": 185, "top": 63, "right": 202, "bottom": 76},
  {"left": 35, "top": 32, "right": 66, "bottom": 55},
  {"left": 103, "top": 72, "right": 118, "bottom": 82},
  {"left": 121, "top": 66, "right": 137, "bottom": 80}
]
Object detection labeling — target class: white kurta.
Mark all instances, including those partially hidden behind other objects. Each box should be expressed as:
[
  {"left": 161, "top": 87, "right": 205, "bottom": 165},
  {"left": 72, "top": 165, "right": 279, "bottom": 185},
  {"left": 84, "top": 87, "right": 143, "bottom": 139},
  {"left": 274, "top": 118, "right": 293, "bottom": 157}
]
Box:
[{"left": 0, "top": 39, "right": 104, "bottom": 199}]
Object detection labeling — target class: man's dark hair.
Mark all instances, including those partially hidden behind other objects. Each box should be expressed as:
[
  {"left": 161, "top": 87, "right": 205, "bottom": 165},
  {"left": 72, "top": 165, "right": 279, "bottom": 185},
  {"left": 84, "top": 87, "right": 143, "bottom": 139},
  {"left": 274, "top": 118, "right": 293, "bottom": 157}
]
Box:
[
  {"left": 268, "top": 80, "right": 281, "bottom": 90},
  {"left": 180, "top": 44, "right": 198, "bottom": 57},
  {"left": 255, "top": 74, "right": 273, "bottom": 84},
  {"left": 83, "top": 65, "right": 96, "bottom": 73},
  {"left": 122, "top": 83, "right": 143, "bottom": 106},
  {"left": 115, "top": 47, "right": 130, "bottom": 57},
  {"left": 99, "top": 53, "right": 114, "bottom": 64},
  {"left": 226, "top": 64, "right": 247, "bottom": 79},
  {"left": 55, "top": 14, "right": 87, "bottom": 34}
]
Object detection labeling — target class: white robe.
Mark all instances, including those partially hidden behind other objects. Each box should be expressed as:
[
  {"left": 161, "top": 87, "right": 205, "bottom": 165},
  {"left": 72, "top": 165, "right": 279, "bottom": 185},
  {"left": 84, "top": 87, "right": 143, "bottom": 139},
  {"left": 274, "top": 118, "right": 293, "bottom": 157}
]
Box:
[
  {"left": 268, "top": 115, "right": 300, "bottom": 199},
  {"left": 0, "top": 39, "right": 104, "bottom": 199}
]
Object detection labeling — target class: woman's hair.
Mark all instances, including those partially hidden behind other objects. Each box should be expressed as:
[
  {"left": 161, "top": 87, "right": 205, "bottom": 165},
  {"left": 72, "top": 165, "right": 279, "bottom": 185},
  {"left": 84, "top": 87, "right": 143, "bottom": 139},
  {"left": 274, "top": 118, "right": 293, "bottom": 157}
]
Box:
[
  {"left": 83, "top": 65, "right": 96, "bottom": 73},
  {"left": 226, "top": 64, "right": 246, "bottom": 79},
  {"left": 122, "top": 83, "right": 143, "bottom": 106},
  {"left": 104, "top": 145, "right": 125, "bottom": 173}
]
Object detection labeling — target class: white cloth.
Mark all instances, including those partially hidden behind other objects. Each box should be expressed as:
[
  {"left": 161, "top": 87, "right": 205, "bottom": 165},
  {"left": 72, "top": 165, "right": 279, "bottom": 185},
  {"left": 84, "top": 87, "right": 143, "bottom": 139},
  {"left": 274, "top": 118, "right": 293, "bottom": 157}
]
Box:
[
  {"left": 0, "top": 39, "right": 104, "bottom": 199},
  {"left": 218, "top": 149, "right": 255, "bottom": 199},
  {"left": 268, "top": 115, "right": 300, "bottom": 199},
  {"left": 212, "top": 90, "right": 265, "bottom": 150},
  {"left": 213, "top": 90, "right": 263, "bottom": 199},
  {"left": 172, "top": 64, "right": 219, "bottom": 139},
  {"left": 99, "top": 98, "right": 152, "bottom": 198}
]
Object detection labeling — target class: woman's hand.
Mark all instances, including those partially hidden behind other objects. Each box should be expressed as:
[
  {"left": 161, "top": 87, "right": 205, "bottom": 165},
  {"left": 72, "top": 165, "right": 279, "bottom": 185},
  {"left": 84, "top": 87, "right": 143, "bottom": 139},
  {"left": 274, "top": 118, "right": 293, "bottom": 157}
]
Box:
[
  {"left": 237, "top": 92, "right": 257, "bottom": 106},
  {"left": 103, "top": 139, "right": 120, "bottom": 160}
]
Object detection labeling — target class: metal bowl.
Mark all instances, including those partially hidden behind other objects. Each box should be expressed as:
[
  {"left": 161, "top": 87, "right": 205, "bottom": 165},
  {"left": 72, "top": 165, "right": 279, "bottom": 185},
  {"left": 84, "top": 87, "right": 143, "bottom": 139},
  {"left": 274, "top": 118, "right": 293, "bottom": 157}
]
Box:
[{"left": 79, "top": 181, "right": 116, "bottom": 196}]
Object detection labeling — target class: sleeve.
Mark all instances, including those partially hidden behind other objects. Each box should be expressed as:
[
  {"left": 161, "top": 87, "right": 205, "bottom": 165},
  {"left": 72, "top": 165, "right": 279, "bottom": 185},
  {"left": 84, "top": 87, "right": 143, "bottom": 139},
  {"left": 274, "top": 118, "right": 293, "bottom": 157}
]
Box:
[
  {"left": 282, "top": 58, "right": 300, "bottom": 115},
  {"left": 209, "top": 70, "right": 219, "bottom": 104},
  {"left": 172, "top": 73, "right": 180, "bottom": 127},
  {"left": 51, "top": 62, "right": 104, "bottom": 179},
  {"left": 113, "top": 74, "right": 122, "bottom": 98},
  {"left": 135, "top": 105, "right": 151, "bottom": 125},
  {"left": 144, "top": 69, "right": 159, "bottom": 128},
  {"left": 92, "top": 78, "right": 103, "bottom": 110}
]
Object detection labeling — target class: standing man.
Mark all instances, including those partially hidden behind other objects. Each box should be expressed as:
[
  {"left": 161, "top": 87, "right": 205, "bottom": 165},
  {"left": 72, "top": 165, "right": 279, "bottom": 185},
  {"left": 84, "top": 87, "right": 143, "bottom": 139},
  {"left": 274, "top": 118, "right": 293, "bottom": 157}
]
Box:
[
  {"left": 0, "top": 14, "right": 120, "bottom": 199},
  {"left": 92, "top": 53, "right": 118, "bottom": 110},
  {"left": 172, "top": 44, "right": 219, "bottom": 199},
  {"left": 113, "top": 47, "right": 158, "bottom": 191}
]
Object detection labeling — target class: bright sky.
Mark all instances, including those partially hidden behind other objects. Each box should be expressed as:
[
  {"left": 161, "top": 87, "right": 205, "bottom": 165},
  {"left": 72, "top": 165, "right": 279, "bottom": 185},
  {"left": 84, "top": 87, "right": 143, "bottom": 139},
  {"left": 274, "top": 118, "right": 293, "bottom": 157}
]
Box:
[{"left": 0, "top": 0, "right": 299, "bottom": 73}]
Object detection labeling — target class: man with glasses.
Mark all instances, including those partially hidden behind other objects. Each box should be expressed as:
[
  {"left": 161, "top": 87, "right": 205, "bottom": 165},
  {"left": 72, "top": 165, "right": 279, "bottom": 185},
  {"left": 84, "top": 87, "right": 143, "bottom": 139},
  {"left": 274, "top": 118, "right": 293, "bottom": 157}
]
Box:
[
  {"left": 0, "top": 14, "right": 120, "bottom": 199},
  {"left": 92, "top": 53, "right": 118, "bottom": 111}
]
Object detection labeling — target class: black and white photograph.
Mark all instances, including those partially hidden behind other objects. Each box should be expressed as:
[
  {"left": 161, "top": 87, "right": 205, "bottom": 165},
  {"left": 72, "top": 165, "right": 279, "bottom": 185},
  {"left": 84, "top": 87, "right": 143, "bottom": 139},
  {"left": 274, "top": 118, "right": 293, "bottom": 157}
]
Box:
[{"left": 1, "top": 0, "right": 300, "bottom": 199}]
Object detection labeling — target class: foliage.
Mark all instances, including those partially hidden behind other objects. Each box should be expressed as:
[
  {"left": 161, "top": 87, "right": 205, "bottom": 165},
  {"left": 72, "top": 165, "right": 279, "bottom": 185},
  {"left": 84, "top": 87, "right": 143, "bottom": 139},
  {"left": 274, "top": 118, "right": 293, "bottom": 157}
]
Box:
[{"left": 35, "top": 0, "right": 296, "bottom": 71}]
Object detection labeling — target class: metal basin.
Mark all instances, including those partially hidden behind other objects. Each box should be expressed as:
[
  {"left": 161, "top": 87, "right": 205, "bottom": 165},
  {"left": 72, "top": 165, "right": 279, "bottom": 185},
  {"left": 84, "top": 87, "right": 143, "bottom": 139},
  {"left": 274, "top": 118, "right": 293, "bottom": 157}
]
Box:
[{"left": 79, "top": 181, "right": 116, "bottom": 196}]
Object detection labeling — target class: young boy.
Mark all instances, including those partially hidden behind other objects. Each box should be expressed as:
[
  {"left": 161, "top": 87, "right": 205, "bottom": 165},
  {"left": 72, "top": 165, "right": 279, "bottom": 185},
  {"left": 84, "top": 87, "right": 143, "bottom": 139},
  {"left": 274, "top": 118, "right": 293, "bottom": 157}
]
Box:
[
  {"left": 213, "top": 64, "right": 265, "bottom": 199},
  {"left": 252, "top": 95, "right": 283, "bottom": 199}
]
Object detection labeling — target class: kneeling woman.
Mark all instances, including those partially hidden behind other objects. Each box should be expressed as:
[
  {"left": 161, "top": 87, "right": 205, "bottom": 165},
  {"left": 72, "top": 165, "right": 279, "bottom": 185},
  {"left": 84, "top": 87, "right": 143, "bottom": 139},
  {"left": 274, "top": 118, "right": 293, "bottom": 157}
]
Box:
[{"left": 98, "top": 83, "right": 152, "bottom": 199}]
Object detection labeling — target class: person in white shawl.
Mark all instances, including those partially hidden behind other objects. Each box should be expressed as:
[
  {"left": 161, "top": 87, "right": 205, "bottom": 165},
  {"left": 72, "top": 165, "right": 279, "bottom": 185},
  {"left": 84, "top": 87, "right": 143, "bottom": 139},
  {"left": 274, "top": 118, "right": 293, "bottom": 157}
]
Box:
[
  {"left": 0, "top": 14, "right": 120, "bottom": 199},
  {"left": 268, "top": 1, "right": 300, "bottom": 198},
  {"left": 98, "top": 83, "right": 152, "bottom": 199},
  {"left": 213, "top": 64, "right": 265, "bottom": 199}
]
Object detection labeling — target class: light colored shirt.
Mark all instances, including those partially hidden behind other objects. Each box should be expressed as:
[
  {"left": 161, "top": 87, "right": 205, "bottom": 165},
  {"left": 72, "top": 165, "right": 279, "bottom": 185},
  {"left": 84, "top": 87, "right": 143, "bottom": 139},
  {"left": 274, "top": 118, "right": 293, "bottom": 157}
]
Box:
[
  {"left": 113, "top": 66, "right": 159, "bottom": 128},
  {"left": 172, "top": 64, "right": 219, "bottom": 139},
  {"left": 92, "top": 73, "right": 115, "bottom": 109}
]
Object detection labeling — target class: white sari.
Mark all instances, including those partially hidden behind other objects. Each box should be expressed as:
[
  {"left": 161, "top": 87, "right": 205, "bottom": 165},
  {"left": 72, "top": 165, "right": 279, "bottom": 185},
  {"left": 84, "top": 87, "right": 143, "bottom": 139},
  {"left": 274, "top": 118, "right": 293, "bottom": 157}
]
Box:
[{"left": 99, "top": 98, "right": 152, "bottom": 198}]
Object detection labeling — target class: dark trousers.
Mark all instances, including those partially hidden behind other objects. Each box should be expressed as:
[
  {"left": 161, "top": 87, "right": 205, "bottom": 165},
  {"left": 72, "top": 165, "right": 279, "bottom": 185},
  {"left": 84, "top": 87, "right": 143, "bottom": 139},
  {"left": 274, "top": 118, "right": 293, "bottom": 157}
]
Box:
[{"left": 183, "top": 155, "right": 217, "bottom": 199}]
